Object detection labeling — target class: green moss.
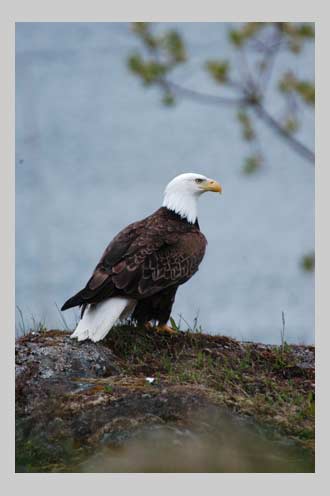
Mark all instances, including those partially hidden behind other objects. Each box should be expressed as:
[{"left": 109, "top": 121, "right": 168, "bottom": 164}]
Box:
[{"left": 16, "top": 428, "right": 85, "bottom": 473}]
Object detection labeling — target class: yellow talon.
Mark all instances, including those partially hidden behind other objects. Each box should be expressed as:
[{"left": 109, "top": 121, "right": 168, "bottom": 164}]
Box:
[
  {"left": 155, "top": 324, "right": 178, "bottom": 335},
  {"left": 143, "top": 322, "right": 178, "bottom": 335}
]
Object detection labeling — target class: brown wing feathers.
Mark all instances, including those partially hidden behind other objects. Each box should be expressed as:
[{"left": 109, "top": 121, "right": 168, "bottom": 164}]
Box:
[{"left": 61, "top": 207, "right": 206, "bottom": 311}]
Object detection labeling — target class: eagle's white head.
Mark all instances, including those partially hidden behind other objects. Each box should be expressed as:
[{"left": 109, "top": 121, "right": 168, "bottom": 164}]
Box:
[{"left": 163, "top": 172, "right": 222, "bottom": 223}]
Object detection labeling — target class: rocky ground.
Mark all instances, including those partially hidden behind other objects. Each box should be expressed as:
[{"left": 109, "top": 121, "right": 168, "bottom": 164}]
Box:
[{"left": 15, "top": 326, "right": 315, "bottom": 472}]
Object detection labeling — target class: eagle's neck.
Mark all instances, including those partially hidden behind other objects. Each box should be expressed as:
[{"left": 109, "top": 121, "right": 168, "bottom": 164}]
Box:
[{"left": 162, "top": 191, "right": 199, "bottom": 224}]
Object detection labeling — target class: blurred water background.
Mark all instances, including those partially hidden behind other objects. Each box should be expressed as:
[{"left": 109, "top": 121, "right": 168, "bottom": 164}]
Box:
[{"left": 15, "top": 23, "right": 314, "bottom": 344}]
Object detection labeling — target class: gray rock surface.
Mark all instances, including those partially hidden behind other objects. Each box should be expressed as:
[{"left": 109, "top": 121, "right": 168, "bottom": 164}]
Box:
[{"left": 15, "top": 329, "right": 314, "bottom": 473}]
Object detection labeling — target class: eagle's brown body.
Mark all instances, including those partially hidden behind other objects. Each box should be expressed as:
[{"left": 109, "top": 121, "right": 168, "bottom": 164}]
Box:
[{"left": 61, "top": 207, "right": 207, "bottom": 325}]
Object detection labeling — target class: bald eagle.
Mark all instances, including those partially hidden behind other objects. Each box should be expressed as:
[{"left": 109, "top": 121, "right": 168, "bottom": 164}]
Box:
[{"left": 61, "top": 173, "right": 222, "bottom": 341}]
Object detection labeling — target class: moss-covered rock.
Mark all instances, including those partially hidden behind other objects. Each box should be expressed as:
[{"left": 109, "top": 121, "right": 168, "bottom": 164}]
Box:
[{"left": 15, "top": 327, "right": 314, "bottom": 472}]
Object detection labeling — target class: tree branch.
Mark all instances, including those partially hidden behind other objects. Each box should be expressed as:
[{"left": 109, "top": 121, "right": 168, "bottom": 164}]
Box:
[
  {"left": 258, "top": 31, "right": 283, "bottom": 94},
  {"left": 130, "top": 22, "right": 314, "bottom": 167},
  {"left": 164, "top": 79, "right": 246, "bottom": 106},
  {"left": 253, "top": 103, "right": 315, "bottom": 164},
  {"left": 163, "top": 78, "right": 315, "bottom": 164}
]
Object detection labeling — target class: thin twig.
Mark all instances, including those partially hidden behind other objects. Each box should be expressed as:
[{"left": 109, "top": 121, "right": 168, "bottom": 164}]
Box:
[
  {"left": 259, "top": 31, "right": 283, "bottom": 94},
  {"left": 238, "top": 45, "right": 257, "bottom": 92},
  {"left": 164, "top": 79, "right": 246, "bottom": 106}
]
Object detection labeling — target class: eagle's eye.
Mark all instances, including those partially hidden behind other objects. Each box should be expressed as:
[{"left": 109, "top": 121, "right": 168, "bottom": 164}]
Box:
[{"left": 195, "top": 178, "right": 204, "bottom": 184}]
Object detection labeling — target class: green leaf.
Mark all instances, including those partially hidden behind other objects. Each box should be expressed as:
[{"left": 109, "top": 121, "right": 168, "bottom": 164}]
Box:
[
  {"left": 295, "top": 81, "right": 315, "bottom": 105},
  {"left": 128, "top": 53, "right": 144, "bottom": 75},
  {"left": 229, "top": 29, "right": 243, "bottom": 47},
  {"left": 280, "top": 23, "right": 314, "bottom": 53},
  {"left": 131, "top": 22, "right": 149, "bottom": 36},
  {"left": 241, "top": 22, "right": 265, "bottom": 38},
  {"left": 283, "top": 117, "right": 299, "bottom": 134},
  {"left": 131, "top": 22, "right": 158, "bottom": 49},
  {"left": 128, "top": 56, "right": 168, "bottom": 85},
  {"left": 162, "top": 90, "right": 175, "bottom": 106},
  {"left": 301, "top": 253, "right": 315, "bottom": 272},
  {"left": 143, "top": 62, "right": 167, "bottom": 84},
  {"left": 237, "top": 110, "right": 255, "bottom": 141},
  {"left": 278, "top": 73, "right": 314, "bottom": 105},
  {"left": 278, "top": 72, "right": 296, "bottom": 93},
  {"left": 242, "top": 154, "right": 262, "bottom": 174},
  {"left": 163, "top": 30, "right": 186, "bottom": 63},
  {"left": 206, "top": 60, "right": 229, "bottom": 84},
  {"left": 229, "top": 23, "right": 265, "bottom": 48},
  {"left": 297, "top": 24, "right": 315, "bottom": 39}
]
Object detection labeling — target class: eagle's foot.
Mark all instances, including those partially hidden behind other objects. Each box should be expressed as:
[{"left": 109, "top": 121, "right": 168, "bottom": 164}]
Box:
[{"left": 155, "top": 324, "right": 178, "bottom": 335}]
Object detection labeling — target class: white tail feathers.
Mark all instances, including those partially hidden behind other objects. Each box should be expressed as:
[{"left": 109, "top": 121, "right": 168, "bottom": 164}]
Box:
[{"left": 70, "top": 297, "right": 136, "bottom": 342}]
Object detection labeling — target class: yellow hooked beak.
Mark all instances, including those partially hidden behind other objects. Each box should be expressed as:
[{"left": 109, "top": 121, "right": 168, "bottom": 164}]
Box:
[{"left": 202, "top": 178, "right": 222, "bottom": 193}]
